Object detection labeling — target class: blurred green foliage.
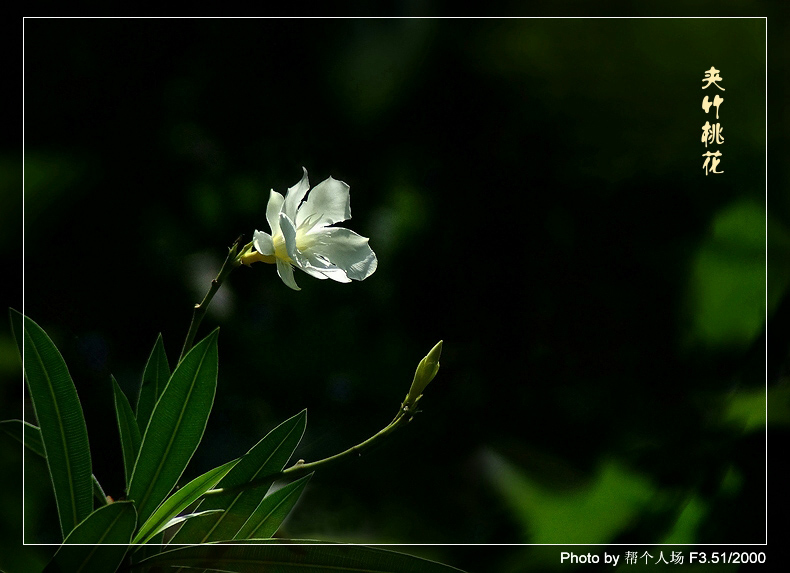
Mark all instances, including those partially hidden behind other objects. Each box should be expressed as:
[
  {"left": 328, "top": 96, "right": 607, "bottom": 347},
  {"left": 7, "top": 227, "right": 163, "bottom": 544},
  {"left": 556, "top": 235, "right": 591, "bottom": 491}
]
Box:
[
  {"left": 686, "top": 199, "right": 767, "bottom": 348},
  {"left": 485, "top": 453, "right": 657, "bottom": 544}
]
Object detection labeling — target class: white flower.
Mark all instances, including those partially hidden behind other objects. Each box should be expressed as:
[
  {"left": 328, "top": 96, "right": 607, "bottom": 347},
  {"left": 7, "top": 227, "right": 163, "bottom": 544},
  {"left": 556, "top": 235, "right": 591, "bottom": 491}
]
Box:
[{"left": 247, "top": 167, "right": 378, "bottom": 290}]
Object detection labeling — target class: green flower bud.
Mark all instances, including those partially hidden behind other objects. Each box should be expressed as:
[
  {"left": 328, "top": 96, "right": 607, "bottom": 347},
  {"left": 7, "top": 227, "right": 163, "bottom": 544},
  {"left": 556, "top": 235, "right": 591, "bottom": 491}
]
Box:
[{"left": 405, "top": 340, "right": 443, "bottom": 406}]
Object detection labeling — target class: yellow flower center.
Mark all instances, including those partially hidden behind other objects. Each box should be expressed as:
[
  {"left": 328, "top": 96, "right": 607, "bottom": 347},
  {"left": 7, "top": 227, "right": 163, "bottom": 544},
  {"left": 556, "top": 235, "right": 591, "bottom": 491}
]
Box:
[
  {"left": 240, "top": 223, "right": 316, "bottom": 267},
  {"left": 272, "top": 233, "right": 293, "bottom": 263},
  {"left": 240, "top": 250, "right": 276, "bottom": 265}
]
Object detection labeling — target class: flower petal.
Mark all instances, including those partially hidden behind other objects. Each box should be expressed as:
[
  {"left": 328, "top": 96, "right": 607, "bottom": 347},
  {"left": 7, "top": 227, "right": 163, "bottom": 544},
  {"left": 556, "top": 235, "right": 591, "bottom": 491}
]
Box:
[
  {"left": 278, "top": 212, "right": 299, "bottom": 262},
  {"left": 300, "top": 265, "right": 330, "bottom": 280},
  {"left": 252, "top": 230, "right": 274, "bottom": 256},
  {"left": 266, "top": 190, "right": 285, "bottom": 236},
  {"left": 301, "top": 227, "right": 377, "bottom": 281},
  {"left": 315, "top": 267, "right": 354, "bottom": 283},
  {"left": 283, "top": 167, "right": 310, "bottom": 222},
  {"left": 300, "top": 254, "right": 353, "bottom": 283},
  {"left": 276, "top": 259, "right": 300, "bottom": 290},
  {"left": 296, "top": 176, "right": 351, "bottom": 230}
]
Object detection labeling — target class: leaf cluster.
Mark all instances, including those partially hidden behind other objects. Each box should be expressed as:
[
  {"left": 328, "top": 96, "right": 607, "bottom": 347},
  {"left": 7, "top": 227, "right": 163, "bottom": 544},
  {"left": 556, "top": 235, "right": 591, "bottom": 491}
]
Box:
[{"left": 4, "top": 310, "right": 463, "bottom": 573}]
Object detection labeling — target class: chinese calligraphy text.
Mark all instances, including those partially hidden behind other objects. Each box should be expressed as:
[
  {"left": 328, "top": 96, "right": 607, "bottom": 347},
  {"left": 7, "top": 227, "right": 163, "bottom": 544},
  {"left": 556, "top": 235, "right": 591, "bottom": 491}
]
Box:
[{"left": 701, "top": 66, "right": 725, "bottom": 175}]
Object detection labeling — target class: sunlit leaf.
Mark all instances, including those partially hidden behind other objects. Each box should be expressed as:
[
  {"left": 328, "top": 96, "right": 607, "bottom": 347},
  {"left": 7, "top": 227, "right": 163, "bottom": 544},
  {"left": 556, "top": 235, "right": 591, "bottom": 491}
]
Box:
[
  {"left": 160, "top": 509, "right": 224, "bottom": 532},
  {"left": 136, "top": 333, "right": 170, "bottom": 435},
  {"left": 112, "top": 375, "right": 142, "bottom": 489},
  {"left": 19, "top": 312, "right": 93, "bottom": 538},
  {"left": 235, "top": 473, "right": 311, "bottom": 539},
  {"left": 128, "top": 329, "right": 219, "bottom": 525},
  {"left": 133, "top": 458, "right": 238, "bottom": 545},
  {"left": 170, "top": 409, "right": 306, "bottom": 543}
]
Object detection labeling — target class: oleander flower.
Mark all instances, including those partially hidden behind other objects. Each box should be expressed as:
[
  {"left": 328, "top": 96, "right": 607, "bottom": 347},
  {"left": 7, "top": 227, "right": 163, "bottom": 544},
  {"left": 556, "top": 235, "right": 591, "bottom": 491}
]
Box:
[{"left": 242, "top": 168, "right": 377, "bottom": 290}]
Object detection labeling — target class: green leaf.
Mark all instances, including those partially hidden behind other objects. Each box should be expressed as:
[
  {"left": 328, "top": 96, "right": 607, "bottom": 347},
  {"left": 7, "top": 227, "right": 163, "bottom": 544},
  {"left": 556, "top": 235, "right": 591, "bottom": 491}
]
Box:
[
  {"left": 127, "top": 329, "right": 219, "bottom": 525},
  {"left": 7, "top": 313, "right": 104, "bottom": 503},
  {"left": 136, "top": 334, "right": 170, "bottom": 435},
  {"left": 484, "top": 451, "right": 656, "bottom": 543},
  {"left": 9, "top": 308, "right": 23, "bottom": 362},
  {"left": 90, "top": 475, "right": 109, "bottom": 508},
  {"left": 133, "top": 458, "right": 239, "bottom": 545},
  {"left": 0, "top": 419, "right": 45, "bottom": 457},
  {"left": 44, "top": 501, "right": 137, "bottom": 573},
  {"left": 235, "top": 473, "right": 312, "bottom": 539},
  {"left": 686, "top": 199, "right": 766, "bottom": 348},
  {"left": 160, "top": 508, "right": 224, "bottom": 531},
  {"left": 169, "top": 409, "right": 307, "bottom": 543},
  {"left": 21, "top": 313, "right": 93, "bottom": 538},
  {"left": 130, "top": 531, "right": 165, "bottom": 566},
  {"left": 111, "top": 376, "right": 142, "bottom": 490},
  {"left": 131, "top": 541, "right": 467, "bottom": 573},
  {"left": 1, "top": 419, "right": 109, "bottom": 507}
]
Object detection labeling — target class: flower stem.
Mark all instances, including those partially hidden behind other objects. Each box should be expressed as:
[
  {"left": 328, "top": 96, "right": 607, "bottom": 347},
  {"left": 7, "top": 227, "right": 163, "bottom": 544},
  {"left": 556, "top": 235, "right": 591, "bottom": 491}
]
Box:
[
  {"left": 178, "top": 237, "right": 243, "bottom": 364},
  {"left": 203, "top": 404, "right": 417, "bottom": 497},
  {"left": 283, "top": 406, "right": 413, "bottom": 479}
]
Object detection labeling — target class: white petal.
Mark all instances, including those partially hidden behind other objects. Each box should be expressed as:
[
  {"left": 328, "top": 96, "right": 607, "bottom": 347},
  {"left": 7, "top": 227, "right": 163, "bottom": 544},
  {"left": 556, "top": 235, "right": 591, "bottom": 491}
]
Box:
[
  {"left": 300, "top": 254, "right": 352, "bottom": 283},
  {"left": 266, "top": 190, "right": 285, "bottom": 236},
  {"left": 301, "top": 227, "right": 377, "bottom": 281},
  {"left": 300, "top": 265, "right": 330, "bottom": 280},
  {"left": 252, "top": 230, "right": 274, "bottom": 256},
  {"left": 278, "top": 212, "right": 300, "bottom": 262},
  {"left": 296, "top": 176, "right": 351, "bottom": 230},
  {"left": 276, "top": 259, "right": 300, "bottom": 290},
  {"left": 317, "top": 267, "right": 353, "bottom": 283},
  {"left": 283, "top": 167, "right": 310, "bottom": 222}
]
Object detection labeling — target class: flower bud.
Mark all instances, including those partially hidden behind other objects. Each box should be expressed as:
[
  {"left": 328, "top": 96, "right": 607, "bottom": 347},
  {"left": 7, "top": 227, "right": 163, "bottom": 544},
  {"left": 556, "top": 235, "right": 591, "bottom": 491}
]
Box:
[{"left": 405, "top": 340, "right": 443, "bottom": 406}]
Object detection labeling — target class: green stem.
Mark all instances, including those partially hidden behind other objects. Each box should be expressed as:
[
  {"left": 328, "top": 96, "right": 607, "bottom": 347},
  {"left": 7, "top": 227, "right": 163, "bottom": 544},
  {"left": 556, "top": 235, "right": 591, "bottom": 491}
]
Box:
[
  {"left": 178, "top": 238, "right": 243, "bottom": 363},
  {"left": 203, "top": 404, "right": 417, "bottom": 497},
  {"left": 283, "top": 407, "right": 412, "bottom": 479}
]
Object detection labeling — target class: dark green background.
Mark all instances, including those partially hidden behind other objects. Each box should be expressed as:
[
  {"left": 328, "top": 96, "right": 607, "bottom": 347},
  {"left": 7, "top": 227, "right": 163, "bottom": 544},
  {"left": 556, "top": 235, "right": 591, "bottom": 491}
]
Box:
[{"left": 4, "top": 13, "right": 785, "bottom": 573}]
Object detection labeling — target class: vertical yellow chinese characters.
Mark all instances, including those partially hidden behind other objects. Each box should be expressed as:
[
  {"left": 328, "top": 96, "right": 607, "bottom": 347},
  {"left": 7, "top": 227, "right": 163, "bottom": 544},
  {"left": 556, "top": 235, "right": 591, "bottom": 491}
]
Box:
[{"left": 701, "top": 66, "right": 725, "bottom": 175}]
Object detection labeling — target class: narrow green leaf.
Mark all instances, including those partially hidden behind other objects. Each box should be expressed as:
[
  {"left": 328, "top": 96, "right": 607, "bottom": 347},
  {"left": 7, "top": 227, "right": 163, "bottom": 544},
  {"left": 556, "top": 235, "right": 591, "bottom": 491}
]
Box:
[
  {"left": 44, "top": 501, "right": 137, "bottom": 573},
  {"left": 131, "top": 541, "right": 468, "bottom": 573},
  {"left": 9, "top": 308, "right": 23, "bottom": 362},
  {"left": 0, "top": 419, "right": 45, "bottom": 457},
  {"left": 130, "top": 531, "right": 165, "bottom": 566},
  {"left": 127, "top": 329, "right": 219, "bottom": 525},
  {"left": 161, "top": 508, "right": 224, "bottom": 531},
  {"left": 91, "top": 475, "right": 109, "bottom": 508},
  {"left": 133, "top": 458, "right": 239, "bottom": 545},
  {"left": 112, "top": 376, "right": 142, "bottom": 490},
  {"left": 1, "top": 419, "right": 108, "bottom": 507},
  {"left": 235, "top": 473, "right": 312, "bottom": 539},
  {"left": 136, "top": 334, "right": 170, "bottom": 435},
  {"left": 169, "top": 409, "right": 307, "bottom": 544},
  {"left": 22, "top": 314, "right": 93, "bottom": 538},
  {"left": 8, "top": 312, "right": 106, "bottom": 506}
]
